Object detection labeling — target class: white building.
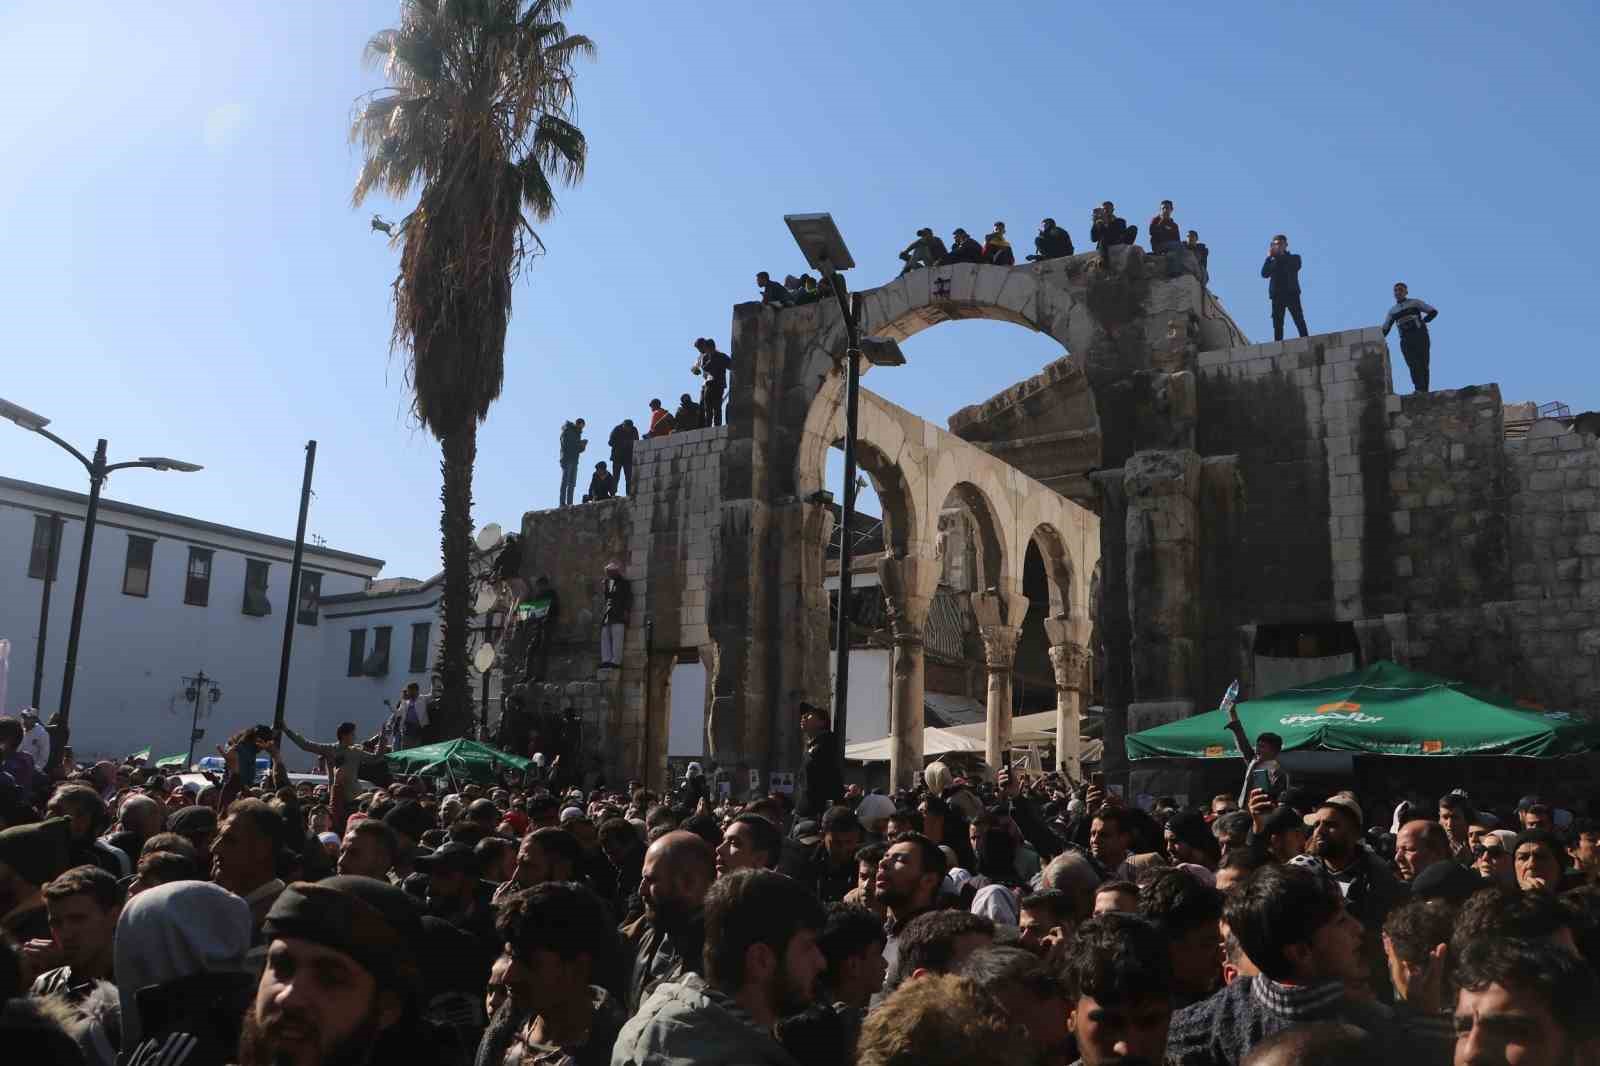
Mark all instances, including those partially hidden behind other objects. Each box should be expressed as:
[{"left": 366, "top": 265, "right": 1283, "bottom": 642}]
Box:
[{"left": 0, "top": 476, "right": 386, "bottom": 761}]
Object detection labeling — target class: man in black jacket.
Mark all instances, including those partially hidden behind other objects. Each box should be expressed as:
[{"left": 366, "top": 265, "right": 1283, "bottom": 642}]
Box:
[
  {"left": 799, "top": 703, "right": 843, "bottom": 818},
  {"left": 608, "top": 419, "right": 639, "bottom": 496},
  {"left": 694, "top": 338, "right": 731, "bottom": 428},
  {"left": 1262, "top": 234, "right": 1309, "bottom": 341},
  {"left": 1028, "top": 218, "right": 1074, "bottom": 261},
  {"left": 1090, "top": 202, "right": 1137, "bottom": 268},
  {"left": 558, "top": 418, "right": 586, "bottom": 507},
  {"left": 940, "top": 228, "right": 985, "bottom": 265}
]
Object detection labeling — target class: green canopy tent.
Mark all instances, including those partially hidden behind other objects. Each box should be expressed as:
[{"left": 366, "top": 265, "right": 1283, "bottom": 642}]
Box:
[
  {"left": 383, "top": 739, "right": 533, "bottom": 785},
  {"left": 1127, "top": 660, "right": 1600, "bottom": 760}
]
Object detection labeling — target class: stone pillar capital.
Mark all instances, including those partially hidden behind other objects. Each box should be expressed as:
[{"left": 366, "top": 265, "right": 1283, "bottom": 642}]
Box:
[
  {"left": 877, "top": 554, "right": 938, "bottom": 645},
  {"left": 1047, "top": 641, "right": 1091, "bottom": 692},
  {"left": 973, "top": 587, "right": 1029, "bottom": 629},
  {"left": 979, "top": 623, "right": 1022, "bottom": 671}
]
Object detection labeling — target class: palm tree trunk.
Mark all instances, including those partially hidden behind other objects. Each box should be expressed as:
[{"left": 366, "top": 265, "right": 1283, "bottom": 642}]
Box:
[{"left": 435, "top": 422, "right": 477, "bottom": 738}]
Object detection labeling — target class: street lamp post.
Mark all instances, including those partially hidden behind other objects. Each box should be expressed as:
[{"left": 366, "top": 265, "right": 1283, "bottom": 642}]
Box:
[
  {"left": 0, "top": 398, "right": 201, "bottom": 767},
  {"left": 783, "top": 215, "right": 905, "bottom": 780},
  {"left": 182, "top": 670, "right": 223, "bottom": 769}
]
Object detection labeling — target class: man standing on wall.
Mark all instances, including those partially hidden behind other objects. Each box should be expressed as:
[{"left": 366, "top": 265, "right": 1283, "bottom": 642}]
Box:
[
  {"left": 1262, "top": 233, "right": 1308, "bottom": 341},
  {"left": 694, "top": 338, "right": 731, "bottom": 429},
  {"left": 1382, "top": 282, "right": 1439, "bottom": 394},
  {"left": 609, "top": 418, "right": 639, "bottom": 495},
  {"left": 599, "top": 561, "right": 631, "bottom": 669},
  {"left": 558, "top": 417, "right": 586, "bottom": 507}
]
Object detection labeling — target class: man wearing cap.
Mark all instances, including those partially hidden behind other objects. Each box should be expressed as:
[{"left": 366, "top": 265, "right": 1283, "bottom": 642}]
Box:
[
  {"left": 798, "top": 703, "right": 842, "bottom": 819},
  {"left": 1516, "top": 795, "right": 1555, "bottom": 832},
  {"left": 383, "top": 800, "right": 432, "bottom": 884},
  {"left": 788, "top": 806, "right": 863, "bottom": 904},
  {"left": 600, "top": 560, "right": 631, "bottom": 669},
  {"left": 418, "top": 840, "right": 498, "bottom": 964},
  {"left": 18, "top": 709, "right": 50, "bottom": 774},
  {"left": 1291, "top": 793, "right": 1403, "bottom": 999},
  {"left": 239, "top": 875, "right": 445, "bottom": 1066},
  {"left": 0, "top": 816, "right": 72, "bottom": 943},
  {"left": 168, "top": 804, "right": 218, "bottom": 871}
]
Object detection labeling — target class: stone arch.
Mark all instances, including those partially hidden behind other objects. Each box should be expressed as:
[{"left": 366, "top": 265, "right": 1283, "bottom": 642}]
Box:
[
  {"left": 1027, "top": 522, "right": 1077, "bottom": 618},
  {"left": 933, "top": 477, "right": 1013, "bottom": 595},
  {"left": 797, "top": 371, "right": 922, "bottom": 557}
]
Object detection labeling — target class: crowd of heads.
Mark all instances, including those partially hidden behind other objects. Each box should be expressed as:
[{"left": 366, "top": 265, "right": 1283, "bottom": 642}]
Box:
[{"left": 3, "top": 708, "right": 1600, "bottom": 1065}]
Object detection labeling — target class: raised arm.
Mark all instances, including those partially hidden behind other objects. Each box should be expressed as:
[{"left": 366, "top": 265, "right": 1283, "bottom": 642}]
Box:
[{"left": 281, "top": 725, "right": 337, "bottom": 761}]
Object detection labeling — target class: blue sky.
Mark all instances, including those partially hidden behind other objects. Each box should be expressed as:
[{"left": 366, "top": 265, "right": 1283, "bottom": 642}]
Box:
[{"left": 5, "top": 2, "right": 1596, "bottom": 580}]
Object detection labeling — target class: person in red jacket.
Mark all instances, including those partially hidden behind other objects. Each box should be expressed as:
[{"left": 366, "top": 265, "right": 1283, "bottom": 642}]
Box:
[
  {"left": 1148, "top": 200, "right": 1183, "bottom": 278},
  {"left": 646, "top": 398, "right": 674, "bottom": 438}
]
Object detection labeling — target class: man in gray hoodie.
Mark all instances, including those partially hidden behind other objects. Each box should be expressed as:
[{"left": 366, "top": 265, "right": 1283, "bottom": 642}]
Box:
[{"left": 612, "top": 869, "right": 826, "bottom": 1066}]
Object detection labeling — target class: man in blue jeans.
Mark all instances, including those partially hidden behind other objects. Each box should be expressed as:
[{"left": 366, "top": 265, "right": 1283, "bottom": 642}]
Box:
[
  {"left": 1148, "top": 200, "right": 1184, "bottom": 278},
  {"left": 558, "top": 417, "right": 586, "bottom": 507},
  {"left": 1262, "top": 234, "right": 1308, "bottom": 341}
]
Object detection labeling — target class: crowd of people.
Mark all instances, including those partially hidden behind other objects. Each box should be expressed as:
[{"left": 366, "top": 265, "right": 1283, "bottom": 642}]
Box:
[
  {"left": 549, "top": 198, "right": 1444, "bottom": 507},
  {"left": 3, "top": 700, "right": 1598, "bottom": 1066}
]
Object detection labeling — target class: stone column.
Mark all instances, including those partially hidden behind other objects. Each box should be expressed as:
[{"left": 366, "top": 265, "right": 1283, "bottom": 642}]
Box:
[
  {"left": 1123, "top": 449, "right": 1202, "bottom": 735},
  {"left": 878, "top": 555, "right": 937, "bottom": 792},
  {"left": 974, "top": 589, "right": 1028, "bottom": 772},
  {"left": 1044, "top": 616, "right": 1091, "bottom": 779}
]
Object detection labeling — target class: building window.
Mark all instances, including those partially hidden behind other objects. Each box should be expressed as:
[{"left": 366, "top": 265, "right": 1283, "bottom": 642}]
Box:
[
  {"left": 242, "top": 559, "right": 272, "bottom": 616},
  {"left": 27, "top": 515, "right": 61, "bottom": 580},
  {"left": 184, "top": 548, "right": 213, "bottom": 606},
  {"left": 409, "top": 622, "right": 431, "bottom": 674},
  {"left": 363, "top": 626, "right": 392, "bottom": 676},
  {"left": 297, "top": 571, "right": 322, "bottom": 626},
  {"left": 122, "top": 536, "right": 154, "bottom": 597},
  {"left": 347, "top": 629, "right": 367, "bottom": 677}
]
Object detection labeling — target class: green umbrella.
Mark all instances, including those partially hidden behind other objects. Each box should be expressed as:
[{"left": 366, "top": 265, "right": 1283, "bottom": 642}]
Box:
[
  {"left": 384, "top": 739, "right": 532, "bottom": 784},
  {"left": 1127, "top": 660, "right": 1600, "bottom": 760}
]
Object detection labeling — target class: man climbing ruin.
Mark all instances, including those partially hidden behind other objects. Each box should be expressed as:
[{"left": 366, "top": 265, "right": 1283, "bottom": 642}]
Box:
[
  {"left": 586, "top": 460, "right": 616, "bottom": 501},
  {"left": 1382, "top": 282, "right": 1439, "bottom": 393},
  {"left": 1028, "top": 218, "right": 1074, "bottom": 261},
  {"left": 558, "top": 417, "right": 586, "bottom": 507},
  {"left": 1262, "top": 234, "right": 1308, "bottom": 341},
  {"left": 899, "top": 228, "right": 947, "bottom": 274}
]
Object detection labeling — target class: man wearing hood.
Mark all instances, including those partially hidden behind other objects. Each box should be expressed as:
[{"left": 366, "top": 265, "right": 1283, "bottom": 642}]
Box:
[
  {"left": 239, "top": 875, "right": 448, "bottom": 1066},
  {"left": 613, "top": 869, "right": 824, "bottom": 1066},
  {"left": 114, "top": 878, "right": 255, "bottom": 1063},
  {"left": 623, "top": 830, "right": 714, "bottom": 1015}
]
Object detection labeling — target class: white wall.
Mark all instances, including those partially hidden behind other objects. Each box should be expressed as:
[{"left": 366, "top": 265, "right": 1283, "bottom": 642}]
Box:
[
  {"left": 312, "top": 588, "right": 443, "bottom": 751},
  {"left": 668, "top": 661, "right": 706, "bottom": 757},
  {"left": 0, "top": 481, "right": 379, "bottom": 761},
  {"left": 829, "top": 648, "right": 891, "bottom": 746}
]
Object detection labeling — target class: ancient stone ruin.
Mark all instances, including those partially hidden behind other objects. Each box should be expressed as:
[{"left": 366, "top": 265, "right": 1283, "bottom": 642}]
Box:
[{"left": 507, "top": 242, "right": 1600, "bottom": 792}]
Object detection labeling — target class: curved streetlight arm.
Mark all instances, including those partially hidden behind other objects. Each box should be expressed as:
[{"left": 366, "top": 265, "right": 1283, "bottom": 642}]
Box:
[{"left": 29, "top": 425, "right": 94, "bottom": 472}]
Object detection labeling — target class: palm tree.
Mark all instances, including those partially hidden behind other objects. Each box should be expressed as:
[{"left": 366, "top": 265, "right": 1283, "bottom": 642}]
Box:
[{"left": 351, "top": 0, "right": 592, "bottom": 737}]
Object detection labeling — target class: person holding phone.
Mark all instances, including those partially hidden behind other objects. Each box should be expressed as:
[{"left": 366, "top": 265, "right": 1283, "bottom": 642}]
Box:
[{"left": 1224, "top": 700, "right": 1288, "bottom": 808}]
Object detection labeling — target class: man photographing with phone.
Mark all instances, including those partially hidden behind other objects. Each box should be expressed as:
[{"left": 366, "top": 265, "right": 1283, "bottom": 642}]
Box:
[{"left": 1223, "top": 685, "right": 1289, "bottom": 807}]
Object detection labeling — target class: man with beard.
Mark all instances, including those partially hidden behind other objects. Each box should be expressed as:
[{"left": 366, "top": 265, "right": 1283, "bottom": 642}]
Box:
[
  {"left": 613, "top": 868, "right": 826, "bottom": 1066},
  {"left": 961, "top": 945, "right": 1075, "bottom": 1066},
  {"left": 45, "top": 784, "right": 130, "bottom": 877},
  {"left": 239, "top": 876, "right": 446, "bottom": 1066},
  {"left": 875, "top": 834, "right": 947, "bottom": 985},
  {"left": 1291, "top": 794, "right": 1403, "bottom": 996},
  {"left": 30, "top": 865, "right": 121, "bottom": 1003},
  {"left": 1452, "top": 935, "right": 1599, "bottom": 1066},
  {"left": 477, "top": 883, "right": 626, "bottom": 1066},
  {"left": 1168, "top": 865, "right": 1404, "bottom": 1066},
  {"left": 1064, "top": 913, "right": 1175, "bottom": 1066},
  {"left": 494, "top": 826, "right": 582, "bottom": 905},
  {"left": 212, "top": 799, "right": 287, "bottom": 938},
  {"left": 623, "top": 830, "right": 714, "bottom": 1015}
]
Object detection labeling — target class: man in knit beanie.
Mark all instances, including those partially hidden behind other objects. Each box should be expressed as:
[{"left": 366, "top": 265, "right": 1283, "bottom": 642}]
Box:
[{"left": 238, "top": 875, "right": 443, "bottom": 1066}]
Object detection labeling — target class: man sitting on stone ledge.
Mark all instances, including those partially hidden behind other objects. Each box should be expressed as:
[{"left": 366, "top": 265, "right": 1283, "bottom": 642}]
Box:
[
  {"left": 1028, "top": 217, "right": 1074, "bottom": 261},
  {"left": 1149, "top": 199, "right": 1184, "bottom": 278},
  {"left": 939, "top": 227, "right": 985, "bottom": 265},
  {"left": 674, "top": 392, "right": 702, "bottom": 432},
  {"left": 757, "top": 270, "right": 791, "bottom": 307},
  {"left": 1187, "top": 230, "right": 1210, "bottom": 279},
  {"left": 585, "top": 460, "right": 615, "bottom": 502},
  {"left": 983, "top": 222, "right": 1015, "bottom": 265},
  {"left": 898, "top": 228, "right": 947, "bottom": 274},
  {"left": 646, "top": 397, "right": 674, "bottom": 438},
  {"left": 1091, "top": 201, "right": 1137, "bottom": 268}
]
